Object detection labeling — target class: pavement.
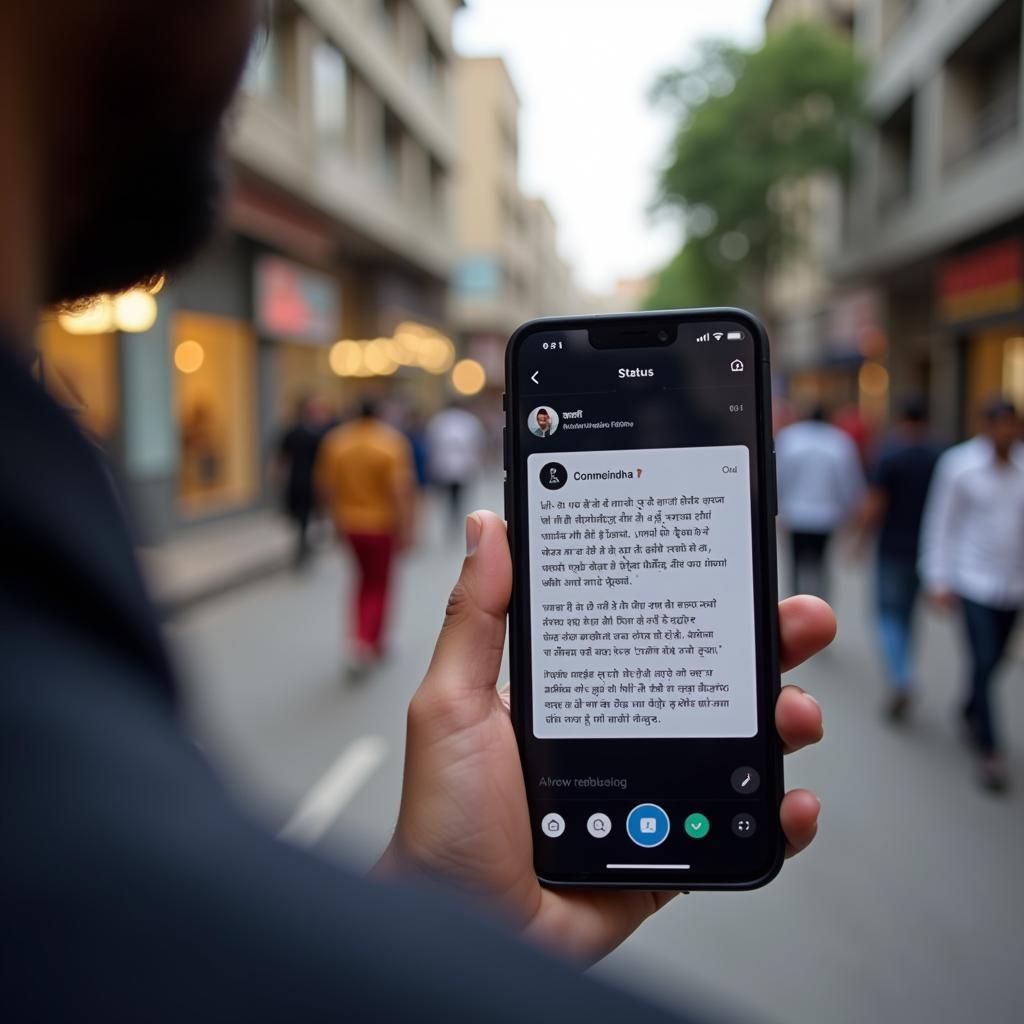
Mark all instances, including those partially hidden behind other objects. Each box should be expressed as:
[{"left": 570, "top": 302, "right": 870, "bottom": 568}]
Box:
[
  {"left": 139, "top": 510, "right": 304, "bottom": 613},
  {"left": 168, "top": 477, "right": 1024, "bottom": 1024}
]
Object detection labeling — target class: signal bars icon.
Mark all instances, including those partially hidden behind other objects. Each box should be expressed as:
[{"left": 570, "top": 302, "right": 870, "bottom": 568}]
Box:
[{"left": 696, "top": 332, "right": 711, "bottom": 342}]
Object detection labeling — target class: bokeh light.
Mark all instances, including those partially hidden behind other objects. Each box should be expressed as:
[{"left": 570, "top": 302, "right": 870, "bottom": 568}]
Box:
[
  {"left": 113, "top": 289, "right": 158, "bottom": 333},
  {"left": 174, "top": 340, "right": 205, "bottom": 374},
  {"left": 451, "top": 358, "right": 486, "bottom": 396}
]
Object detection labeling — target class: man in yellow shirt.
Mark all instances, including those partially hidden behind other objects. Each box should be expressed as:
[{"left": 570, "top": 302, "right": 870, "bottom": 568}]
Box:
[{"left": 316, "top": 400, "right": 415, "bottom": 672}]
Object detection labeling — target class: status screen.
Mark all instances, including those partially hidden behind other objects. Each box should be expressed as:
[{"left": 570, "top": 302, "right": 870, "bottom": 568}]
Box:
[{"left": 508, "top": 316, "right": 780, "bottom": 885}]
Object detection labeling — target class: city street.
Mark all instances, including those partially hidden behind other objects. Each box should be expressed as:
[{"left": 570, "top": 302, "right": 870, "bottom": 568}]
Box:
[{"left": 171, "top": 480, "right": 1024, "bottom": 1024}]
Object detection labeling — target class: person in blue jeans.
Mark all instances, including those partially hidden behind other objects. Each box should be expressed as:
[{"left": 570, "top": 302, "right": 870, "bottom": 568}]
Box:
[
  {"left": 857, "top": 398, "right": 941, "bottom": 721},
  {"left": 920, "top": 399, "right": 1024, "bottom": 792}
]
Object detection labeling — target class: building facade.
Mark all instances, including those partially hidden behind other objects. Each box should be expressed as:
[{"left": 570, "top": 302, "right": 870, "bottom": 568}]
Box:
[
  {"left": 40, "top": 0, "right": 463, "bottom": 541},
  {"left": 451, "top": 57, "right": 579, "bottom": 389},
  {"left": 840, "top": 0, "right": 1024, "bottom": 438}
]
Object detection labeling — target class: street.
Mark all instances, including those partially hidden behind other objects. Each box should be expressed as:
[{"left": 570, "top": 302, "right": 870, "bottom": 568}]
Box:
[{"left": 171, "top": 479, "right": 1024, "bottom": 1024}]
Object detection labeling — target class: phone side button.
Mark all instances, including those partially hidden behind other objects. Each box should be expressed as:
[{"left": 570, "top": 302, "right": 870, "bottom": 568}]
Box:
[
  {"left": 770, "top": 446, "right": 778, "bottom": 516},
  {"left": 502, "top": 426, "right": 508, "bottom": 470}
]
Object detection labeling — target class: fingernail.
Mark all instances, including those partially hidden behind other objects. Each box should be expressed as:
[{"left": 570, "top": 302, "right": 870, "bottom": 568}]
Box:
[
  {"left": 465, "top": 513, "right": 482, "bottom": 557},
  {"left": 802, "top": 692, "right": 820, "bottom": 709}
]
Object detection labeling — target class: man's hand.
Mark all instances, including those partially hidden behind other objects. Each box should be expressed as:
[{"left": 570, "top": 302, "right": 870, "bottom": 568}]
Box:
[{"left": 378, "top": 511, "right": 833, "bottom": 965}]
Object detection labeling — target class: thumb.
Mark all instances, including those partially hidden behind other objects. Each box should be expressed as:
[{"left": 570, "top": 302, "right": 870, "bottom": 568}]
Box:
[{"left": 419, "top": 510, "right": 512, "bottom": 705}]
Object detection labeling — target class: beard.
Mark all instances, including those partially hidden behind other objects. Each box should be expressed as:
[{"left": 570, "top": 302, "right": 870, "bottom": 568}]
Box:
[
  {"left": 45, "top": 6, "right": 256, "bottom": 307},
  {"left": 47, "top": 115, "right": 227, "bottom": 306}
]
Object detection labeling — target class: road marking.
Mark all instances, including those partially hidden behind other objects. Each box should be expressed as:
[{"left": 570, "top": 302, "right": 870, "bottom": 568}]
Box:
[
  {"left": 606, "top": 864, "right": 691, "bottom": 870},
  {"left": 279, "top": 735, "right": 388, "bottom": 847}
]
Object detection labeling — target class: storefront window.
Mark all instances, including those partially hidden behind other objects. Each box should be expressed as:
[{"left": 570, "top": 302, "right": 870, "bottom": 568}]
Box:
[
  {"left": 36, "top": 319, "right": 118, "bottom": 442},
  {"left": 275, "top": 342, "right": 339, "bottom": 426},
  {"left": 966, "top": 325, "right": 1024, "bottom": 427},
  {"left": 172, "top": 312, "right": 257, "bottom": 516}
]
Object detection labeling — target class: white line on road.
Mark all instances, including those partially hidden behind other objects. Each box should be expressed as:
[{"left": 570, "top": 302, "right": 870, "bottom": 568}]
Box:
[{"left": 279, "top": 735, "right": 388, "bottom": 847}]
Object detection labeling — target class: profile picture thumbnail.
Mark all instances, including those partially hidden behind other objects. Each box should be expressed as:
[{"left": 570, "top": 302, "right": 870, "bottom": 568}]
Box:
[{"left": 528, "top": 406, "right": 559, "bottom": 438}]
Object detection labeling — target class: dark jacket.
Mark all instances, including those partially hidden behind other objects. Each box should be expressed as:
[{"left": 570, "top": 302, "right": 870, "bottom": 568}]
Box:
[{"left": 0, "top": 345, "right": 686, "bottom": 1022}]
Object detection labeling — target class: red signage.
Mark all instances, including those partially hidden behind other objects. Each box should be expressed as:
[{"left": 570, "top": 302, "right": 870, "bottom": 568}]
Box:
[{"left": 938, "top": 239, "right": 1023, "bottom": 323}]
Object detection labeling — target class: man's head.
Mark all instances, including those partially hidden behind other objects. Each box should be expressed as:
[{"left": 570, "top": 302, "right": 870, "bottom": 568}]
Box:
[
  {"left": 536, "top": 408, "right": 551, "bottom": 431},
  {"left": 7, "top": 2, "right": 261, "bottom": 306},
  {"left": 983, "top": 397, "right": 1019, "bottom": 457},
  {"left": 898, "top": 396, "right": 929, "bottom": 428}
]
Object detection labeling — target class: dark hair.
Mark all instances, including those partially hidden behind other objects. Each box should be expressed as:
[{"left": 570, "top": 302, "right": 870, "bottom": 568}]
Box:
[
  {"left": 900, "top": 396, "right": 928, "bottom": 423},
  {"left": 983, "top": 397, "right": 1017, "bottom": 423},
  {"left": 536, "top": 408, "right": 550, "bottom": 418}
]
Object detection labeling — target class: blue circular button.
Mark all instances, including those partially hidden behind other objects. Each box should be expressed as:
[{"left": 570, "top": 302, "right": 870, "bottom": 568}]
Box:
[{"left": 626, "top": 803, "right": 671, "bottom": 848}]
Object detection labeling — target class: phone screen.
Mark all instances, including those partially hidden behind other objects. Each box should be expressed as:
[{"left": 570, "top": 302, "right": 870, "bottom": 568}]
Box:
[{"left": 505, "top": 311, "right": 781, "bottom": 889}]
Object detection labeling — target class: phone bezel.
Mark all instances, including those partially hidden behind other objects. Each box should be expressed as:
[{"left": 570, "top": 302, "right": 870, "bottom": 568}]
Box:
[{"left": 503, "top": 307, "right": 783, "bottom": 891}]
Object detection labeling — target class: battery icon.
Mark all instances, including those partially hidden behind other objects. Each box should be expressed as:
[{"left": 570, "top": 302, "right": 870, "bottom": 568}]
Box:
[{"left": 726, "top": 331, "right": 744, "bottom": 341}]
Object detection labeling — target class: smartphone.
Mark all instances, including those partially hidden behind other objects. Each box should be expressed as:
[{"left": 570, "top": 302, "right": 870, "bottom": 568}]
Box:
[{"left": 504, "top": 308, "right": 782, "bottom": 891}]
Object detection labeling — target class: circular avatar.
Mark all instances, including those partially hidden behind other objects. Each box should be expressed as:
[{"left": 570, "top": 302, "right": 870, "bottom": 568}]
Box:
[{"left": 528, "top": 406, "right": 559, "bottom": 438}]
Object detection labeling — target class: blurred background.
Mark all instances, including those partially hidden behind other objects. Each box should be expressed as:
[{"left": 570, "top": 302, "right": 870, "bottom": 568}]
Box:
[{"left": 37, "top": 1, "right": 1024, "bottom": 1021}]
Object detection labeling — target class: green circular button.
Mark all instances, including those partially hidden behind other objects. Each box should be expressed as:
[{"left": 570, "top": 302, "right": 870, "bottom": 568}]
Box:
[{"left": 684, "top": 812, "right": 710, "bottom": 839}]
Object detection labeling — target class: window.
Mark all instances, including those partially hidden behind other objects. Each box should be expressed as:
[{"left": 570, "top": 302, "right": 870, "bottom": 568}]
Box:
[
  {"left": 172, "top": 313, "right": 257, "bottom": 516},
  {"left": 36, "top": 320, "right": 118, "bottom": 442},
  {"left": 244, "top": 4, "right": 296, "bottom": 105},
  {"left": 428, "top": 158, "right": 446, "bottom": 225},
  {"left": 382, "top": 111, "right": 402, "bottom": 187},
  {"left": 312, "top": 40, "right": 348, "bottom": 153},
  {"left": 943, "top": 0, "right": 1021, "bottom": 170},
  {"left": 878, "top": 97, "right": 914, "bottom": 216}
]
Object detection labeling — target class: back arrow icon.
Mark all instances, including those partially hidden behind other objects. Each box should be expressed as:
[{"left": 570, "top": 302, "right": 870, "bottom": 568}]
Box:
[{"left": 530, "top": 371, "right": 540, "bottom": 384}]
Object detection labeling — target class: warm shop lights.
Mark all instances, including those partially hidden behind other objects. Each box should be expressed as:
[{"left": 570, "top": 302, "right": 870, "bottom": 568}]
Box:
[
  {"left": 58, "top": 280, "right": 163, "bottom": 335},
  {"left": 329, "top": 322, "right": 458, "bottom": 379}
]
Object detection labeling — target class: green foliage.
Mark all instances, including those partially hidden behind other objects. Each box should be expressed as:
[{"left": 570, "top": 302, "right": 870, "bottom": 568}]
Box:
[{"left": 647, "top": 22, "right": 865, "bottom": 309}]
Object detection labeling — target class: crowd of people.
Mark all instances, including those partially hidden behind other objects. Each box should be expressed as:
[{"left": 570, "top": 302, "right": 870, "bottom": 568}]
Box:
[
  {"left": 275, "top": 395, "right": 489, "bottom": 678},
  {"left": 776, "top": 396, "right": 1024, "bottom": 793}
]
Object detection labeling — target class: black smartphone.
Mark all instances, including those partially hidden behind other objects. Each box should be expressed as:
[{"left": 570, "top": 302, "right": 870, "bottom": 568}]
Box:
[{"left": 504, "top": 308, "right": 782, "bottom": 891}]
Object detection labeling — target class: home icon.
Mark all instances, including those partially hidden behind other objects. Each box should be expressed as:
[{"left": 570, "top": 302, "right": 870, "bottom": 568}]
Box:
[{"left": 730, "top": 358, "right": 744, "bottom": 373}]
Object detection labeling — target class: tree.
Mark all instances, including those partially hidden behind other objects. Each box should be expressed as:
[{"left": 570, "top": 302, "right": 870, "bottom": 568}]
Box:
[{"left": 646, "top": 23, "right": 865, "bottom": 311}]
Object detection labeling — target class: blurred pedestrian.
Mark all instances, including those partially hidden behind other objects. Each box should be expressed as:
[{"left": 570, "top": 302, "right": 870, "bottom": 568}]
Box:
[
  {"left": 776, "top": 404, "right": 865, "bottom": 599},
  {"left": 276, "top": 395, "right": 332, "bottom": 568},
  {"left": 920, "top": 399, "right": 1024, "bottom": 792},
  {"left": 316, "top": 399, "right": 415, "bottom": 675},
  {"left": 426, "top": 401, "right": 486, "bottom": 534},
  {"left": 855, "top": 397, "right": 942, "bottom": 720}
]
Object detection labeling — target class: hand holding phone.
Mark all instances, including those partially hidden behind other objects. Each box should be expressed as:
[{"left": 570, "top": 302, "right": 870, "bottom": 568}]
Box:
[{"left": 379, "top": 507, "right": 831, "bottom": 961}]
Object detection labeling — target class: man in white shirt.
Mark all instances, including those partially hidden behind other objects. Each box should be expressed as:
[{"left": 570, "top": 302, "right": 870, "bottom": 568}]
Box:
[
  {"left": 426, "top": 403, "right": 487, "bottom": 534},
  {"left": 919, "top": 399, "right": 1024, "bottom": 792},
  {"left": 775, "top": 406, "right": 865, "bottom": 599}
]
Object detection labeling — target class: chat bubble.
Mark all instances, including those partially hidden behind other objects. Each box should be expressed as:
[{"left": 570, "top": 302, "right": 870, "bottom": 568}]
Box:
[{"left": 526, "top": 445, "right": 757, "bottom": 739}]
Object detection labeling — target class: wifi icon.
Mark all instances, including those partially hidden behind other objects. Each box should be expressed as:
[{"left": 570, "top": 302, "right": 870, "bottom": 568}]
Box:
[{"left": 713, "top": 332, "right": 724, "bottom": 341}]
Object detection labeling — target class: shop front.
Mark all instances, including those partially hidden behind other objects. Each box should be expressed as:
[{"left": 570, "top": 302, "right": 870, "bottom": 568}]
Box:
[{"left": 937, "top": 236, "right": 1024, "bottom": 434}]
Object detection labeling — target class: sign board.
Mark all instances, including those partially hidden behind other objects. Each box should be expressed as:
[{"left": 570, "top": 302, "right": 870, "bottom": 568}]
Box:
[
  {"left": 254, "top": 255, "right": 340, "bottom": 344},
  {"left": 938, "top": 239, "right": 1023, "bottom": 324}
]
